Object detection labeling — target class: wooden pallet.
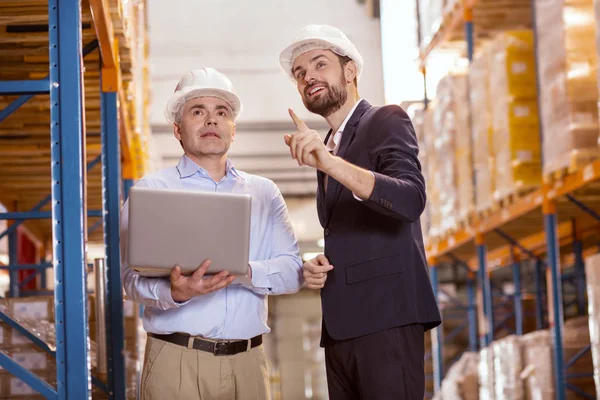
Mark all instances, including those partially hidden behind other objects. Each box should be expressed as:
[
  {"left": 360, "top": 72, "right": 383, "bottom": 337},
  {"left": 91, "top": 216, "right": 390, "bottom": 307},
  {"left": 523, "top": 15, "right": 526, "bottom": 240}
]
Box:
[
  {"left": 494, "top": 186, "right": 537, "bottom": 209},
  {"left": 543, "top": 151, "right": 600, "bottom": 184}
]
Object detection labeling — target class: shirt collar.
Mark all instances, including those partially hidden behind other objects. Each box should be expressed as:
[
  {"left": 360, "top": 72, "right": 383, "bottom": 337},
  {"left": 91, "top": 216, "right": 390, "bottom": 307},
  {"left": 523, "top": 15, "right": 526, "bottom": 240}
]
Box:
[
  {"left": 337, "top": 99, "right": 363, "bottom": 134},
  {"left": 327, "top": 98, "right": 363, "bottom": 151},
  {"left": 176, "top": 155, "right": 245, "bottom": 180}
]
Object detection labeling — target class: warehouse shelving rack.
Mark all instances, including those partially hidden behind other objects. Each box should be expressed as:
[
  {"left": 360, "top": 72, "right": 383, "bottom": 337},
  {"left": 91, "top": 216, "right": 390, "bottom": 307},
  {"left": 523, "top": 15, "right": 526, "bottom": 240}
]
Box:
[
  {"left": 0, "top": 0, "right": 146, "bottom": 398},
  {"left": 416, "top": 0, "right": 599, "bottom": 399}
]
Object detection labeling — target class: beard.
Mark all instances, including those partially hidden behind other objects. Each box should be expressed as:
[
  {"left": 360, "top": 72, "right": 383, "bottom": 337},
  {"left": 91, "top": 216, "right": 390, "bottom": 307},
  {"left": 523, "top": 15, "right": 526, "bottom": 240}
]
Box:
[{"left": 303, "top": 77, "right": 348, "bottom": 118}]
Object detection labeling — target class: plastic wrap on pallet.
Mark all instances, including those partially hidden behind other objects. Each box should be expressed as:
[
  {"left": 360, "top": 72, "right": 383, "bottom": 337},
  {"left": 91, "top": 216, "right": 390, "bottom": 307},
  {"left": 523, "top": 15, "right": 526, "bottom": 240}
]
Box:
[
  {"left": 488, "top": 30, "right": 542, "bottom": 202},
  {"left": 521, "top": 330, "right": 555, "bottom": 400},
  {"left": 478, "top": 346, "right": 495, "bottom": 400},
  {"left": 423, "top": 105, "right": 442, "bottom": 238},
  {"left": 492, "top": 335, "right": 525, "bottom": 400},
  {"left": 430, "top": 72, "right": 468, "bottom": 234},
  {"left": 586, "top": 253, "right": 600, "bottom": 398},
  {"left": 438, "top": 351, "right": 479, "bottom": 400},
  {"left": 535, "top": 0, "right": 600, "bottom": 176},
  {"left": 450, "top": 72, "right": 474, "bottom": 224},
  {"left": 469, "top": 51, "right": 495, "bottom": 213}
]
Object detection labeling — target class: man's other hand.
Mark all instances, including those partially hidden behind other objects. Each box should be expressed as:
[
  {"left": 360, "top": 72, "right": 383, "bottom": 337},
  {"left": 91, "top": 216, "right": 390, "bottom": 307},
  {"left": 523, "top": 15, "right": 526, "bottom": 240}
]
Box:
[
  {"left": 303, "top": 254, "right": 334, "bottom": 289},
  {"left": 170, "top": 260, "right": 236, "bottom": 302}
]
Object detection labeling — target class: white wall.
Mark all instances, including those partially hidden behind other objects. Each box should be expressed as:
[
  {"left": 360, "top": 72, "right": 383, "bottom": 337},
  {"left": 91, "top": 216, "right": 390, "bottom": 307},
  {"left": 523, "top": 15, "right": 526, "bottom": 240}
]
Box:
[{"left": 147, "top": 0, "right": 384, "bottom": 127}]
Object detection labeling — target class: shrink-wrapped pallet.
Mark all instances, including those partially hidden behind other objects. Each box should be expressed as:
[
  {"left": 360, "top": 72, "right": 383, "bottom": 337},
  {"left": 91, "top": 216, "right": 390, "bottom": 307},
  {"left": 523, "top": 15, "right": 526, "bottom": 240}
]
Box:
[
  {"left": 478, "top": 346, "right": 495, "bottom": 400},
  {"left": 535, "top": 0, "right": 600, "bottom": 176},
  {"left": 492, "top": 335, "right": 525, "bottom": 400},
  {"left": 470, "top": 51, "right": 495, "bottom": 213},
  {"left": 439, "top": 351, "right": 479, "bottom": 400},
  {"left": 488, "top": 30, "right": 542, "bottom": 201},
  {"left": 586, "top": 253, "right": 600, "bottom": 398},
  {"left": 433, "top": 73, "right": 470, "bottom": 232}
]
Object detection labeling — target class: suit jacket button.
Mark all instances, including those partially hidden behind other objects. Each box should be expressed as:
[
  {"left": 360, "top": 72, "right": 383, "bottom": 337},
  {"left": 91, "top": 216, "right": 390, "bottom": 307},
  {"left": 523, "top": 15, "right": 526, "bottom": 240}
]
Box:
[{"left": 324, "top": 228, "right": 330, "bottom": 236}]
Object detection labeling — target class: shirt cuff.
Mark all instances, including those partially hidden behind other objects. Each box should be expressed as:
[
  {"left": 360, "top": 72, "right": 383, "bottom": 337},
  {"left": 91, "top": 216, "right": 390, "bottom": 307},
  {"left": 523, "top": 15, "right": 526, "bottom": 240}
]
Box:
[
  {"left": 353, "top": 171, "right": 375, "bottom": 202},
  {"left": 156, "top": 279, "right": 190, "bottom": 309},
  {"left": 248, "top": 261, "right": 271, "bottom": 289}
]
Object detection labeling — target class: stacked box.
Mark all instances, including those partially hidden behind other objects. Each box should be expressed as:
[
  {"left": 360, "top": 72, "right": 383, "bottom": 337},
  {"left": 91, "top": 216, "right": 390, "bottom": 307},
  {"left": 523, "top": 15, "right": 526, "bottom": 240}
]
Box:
[
  {"left": 0, "top": 296, "right": 57, "bottom": 400},
  {"left": 470, "top": 50, "right": 495, "bottom": 213},
  {"left": 492, "top": 335, "right": 525, "bottom": 400},
  {"left": 585, "top": 253, "right": 600, "bottom": 398},
  {"left": 535, "top": 0, "right": 600, "bottom": 176},
  {"left": 489, "top": 30, "right": 542, "bottom": 201}
]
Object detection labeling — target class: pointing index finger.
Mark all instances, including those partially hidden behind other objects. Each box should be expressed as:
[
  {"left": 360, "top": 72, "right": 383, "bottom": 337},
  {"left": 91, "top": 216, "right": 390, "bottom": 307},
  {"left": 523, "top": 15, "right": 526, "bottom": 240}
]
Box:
[{"left": 289, "top": 108, "right": 309, "bottom": 131}]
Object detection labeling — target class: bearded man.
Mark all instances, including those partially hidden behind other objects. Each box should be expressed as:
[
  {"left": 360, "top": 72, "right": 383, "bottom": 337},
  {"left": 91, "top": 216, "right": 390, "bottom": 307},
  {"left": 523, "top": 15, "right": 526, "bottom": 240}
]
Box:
[{"left": 278, "top": 24, "right": 442, "bottom": 400}]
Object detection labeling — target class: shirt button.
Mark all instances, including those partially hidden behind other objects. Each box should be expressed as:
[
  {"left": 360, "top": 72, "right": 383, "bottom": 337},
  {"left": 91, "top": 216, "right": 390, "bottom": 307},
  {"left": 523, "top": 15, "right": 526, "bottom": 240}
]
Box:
[{"left": 324, "top": 228, "right": 330, "bottom": 236}]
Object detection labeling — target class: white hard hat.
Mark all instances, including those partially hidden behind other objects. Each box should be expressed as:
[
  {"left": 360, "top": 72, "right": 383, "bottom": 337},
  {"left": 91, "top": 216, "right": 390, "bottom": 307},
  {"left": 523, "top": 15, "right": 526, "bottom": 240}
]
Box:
[
  {"left": 279, "top": 24, "right": 363, "bottom": 82},
  {"left": 164, "top": 67, "right": 243, "bottom": 124}
]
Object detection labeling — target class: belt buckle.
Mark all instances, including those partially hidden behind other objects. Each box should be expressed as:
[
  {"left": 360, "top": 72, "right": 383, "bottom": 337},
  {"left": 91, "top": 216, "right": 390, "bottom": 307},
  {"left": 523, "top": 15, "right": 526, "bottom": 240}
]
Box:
[{"left": 213, "top": 342, "right": 227, "bottom": 356}]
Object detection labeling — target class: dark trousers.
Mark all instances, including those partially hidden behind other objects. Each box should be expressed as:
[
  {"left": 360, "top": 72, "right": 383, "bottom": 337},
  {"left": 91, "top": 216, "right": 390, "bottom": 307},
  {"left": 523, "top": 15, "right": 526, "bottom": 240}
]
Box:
[{"left": 324, "top": 323, "right": 425, "bottom": 400}]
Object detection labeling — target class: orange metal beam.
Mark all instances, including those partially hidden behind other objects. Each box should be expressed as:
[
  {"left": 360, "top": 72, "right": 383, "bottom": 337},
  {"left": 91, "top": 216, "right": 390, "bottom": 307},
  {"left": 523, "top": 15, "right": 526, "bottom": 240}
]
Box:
[
  {"left": 89, "top": 0, "right": 117, "bottom": 69},
  {"left": 546, "top": 159, "right": 600, "bottom": 199},
  {"left": 478, "top": 189, "right": 544, "bottom": 233}
]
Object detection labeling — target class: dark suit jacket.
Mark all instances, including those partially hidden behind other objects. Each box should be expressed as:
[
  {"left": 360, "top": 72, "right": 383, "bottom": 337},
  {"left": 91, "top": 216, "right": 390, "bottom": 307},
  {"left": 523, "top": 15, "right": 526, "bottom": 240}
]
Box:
[{"left": 318, "top": 100, "right": 442, "bottom": 345}]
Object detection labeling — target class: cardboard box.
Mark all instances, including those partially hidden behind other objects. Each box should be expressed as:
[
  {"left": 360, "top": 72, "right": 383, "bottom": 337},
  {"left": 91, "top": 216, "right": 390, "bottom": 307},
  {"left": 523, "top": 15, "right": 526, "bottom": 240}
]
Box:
[{"left": 7, "top": 296, "right": 54, "bottom": 323}]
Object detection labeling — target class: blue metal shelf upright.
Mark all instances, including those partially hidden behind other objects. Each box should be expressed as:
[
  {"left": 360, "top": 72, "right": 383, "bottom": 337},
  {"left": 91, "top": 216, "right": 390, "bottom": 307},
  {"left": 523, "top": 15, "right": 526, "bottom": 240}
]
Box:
[{"left": 0, "top": 0, "right": 131, "bottom": 398}]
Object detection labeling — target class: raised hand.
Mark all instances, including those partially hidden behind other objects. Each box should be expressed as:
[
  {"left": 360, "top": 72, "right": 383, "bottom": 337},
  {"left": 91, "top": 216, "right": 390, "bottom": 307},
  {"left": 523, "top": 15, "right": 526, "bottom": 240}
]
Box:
[{"left": 284, "top": 109, "right": 335, "bottom": 171}]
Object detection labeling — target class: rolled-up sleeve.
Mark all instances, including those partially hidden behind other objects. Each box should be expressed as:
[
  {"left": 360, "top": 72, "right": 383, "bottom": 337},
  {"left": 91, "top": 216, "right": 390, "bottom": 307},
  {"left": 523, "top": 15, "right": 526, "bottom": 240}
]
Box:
[
  {"left": 243, "top": 185, "right": 304, "bottom": 295},
  {"left": 120, "top": 179, "right": 189, "bottom": 310}
]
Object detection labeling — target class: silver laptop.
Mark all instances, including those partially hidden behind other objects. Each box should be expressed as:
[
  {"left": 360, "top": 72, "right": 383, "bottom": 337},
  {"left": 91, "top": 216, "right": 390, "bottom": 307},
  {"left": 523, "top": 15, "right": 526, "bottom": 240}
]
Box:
[{"left": 127, "top": 186, "right": 252, "bottom": 279}]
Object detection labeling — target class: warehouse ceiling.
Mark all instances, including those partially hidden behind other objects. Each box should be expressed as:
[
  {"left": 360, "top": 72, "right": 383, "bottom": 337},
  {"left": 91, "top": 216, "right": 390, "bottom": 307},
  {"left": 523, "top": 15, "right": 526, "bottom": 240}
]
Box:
[{"left": 146, "top": 0, "right": 384, "bottom": 252}]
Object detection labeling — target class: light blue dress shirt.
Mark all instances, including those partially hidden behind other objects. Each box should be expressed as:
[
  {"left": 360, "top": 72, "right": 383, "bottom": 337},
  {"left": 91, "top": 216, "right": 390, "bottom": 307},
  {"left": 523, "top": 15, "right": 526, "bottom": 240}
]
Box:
[{"left": 120, "top": 155, "right": 304, "bottom": 340}]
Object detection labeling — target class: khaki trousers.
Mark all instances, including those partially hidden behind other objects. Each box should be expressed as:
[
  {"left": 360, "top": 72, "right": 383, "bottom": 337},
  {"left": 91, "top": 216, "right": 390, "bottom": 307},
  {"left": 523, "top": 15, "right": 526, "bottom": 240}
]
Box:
[{"left": 140, "top": 335, "right": 271, "bottom": 400}]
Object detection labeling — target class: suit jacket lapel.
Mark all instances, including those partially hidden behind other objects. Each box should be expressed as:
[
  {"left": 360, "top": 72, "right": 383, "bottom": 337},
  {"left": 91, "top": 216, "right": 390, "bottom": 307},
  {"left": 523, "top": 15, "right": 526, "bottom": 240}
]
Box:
[{"left": 324, "top": 100, "right": 371, "bottom": 226}]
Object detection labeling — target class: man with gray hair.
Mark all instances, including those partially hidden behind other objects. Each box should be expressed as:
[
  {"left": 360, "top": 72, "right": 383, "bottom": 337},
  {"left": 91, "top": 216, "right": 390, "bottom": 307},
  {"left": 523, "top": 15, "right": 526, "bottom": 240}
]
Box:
[
  {"left": 280, "top": 25, "right": 442, "bottom": 399},
  {"left": 120, "top": 67, "right": 304, "bottom": 400}
]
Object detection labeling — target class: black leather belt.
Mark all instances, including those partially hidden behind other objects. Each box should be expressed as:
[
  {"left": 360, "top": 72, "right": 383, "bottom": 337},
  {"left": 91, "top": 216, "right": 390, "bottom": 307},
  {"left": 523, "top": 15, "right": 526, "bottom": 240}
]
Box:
[{"left": 149, "top": 332, "right": 262, "bottom": 356}]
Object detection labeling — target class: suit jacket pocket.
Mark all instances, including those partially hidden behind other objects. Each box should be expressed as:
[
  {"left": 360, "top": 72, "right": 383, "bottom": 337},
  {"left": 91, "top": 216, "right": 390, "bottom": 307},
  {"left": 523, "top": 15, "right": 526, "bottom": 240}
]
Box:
[{"left": 345, "top": 253, "right": 404, "bottom": 284}]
